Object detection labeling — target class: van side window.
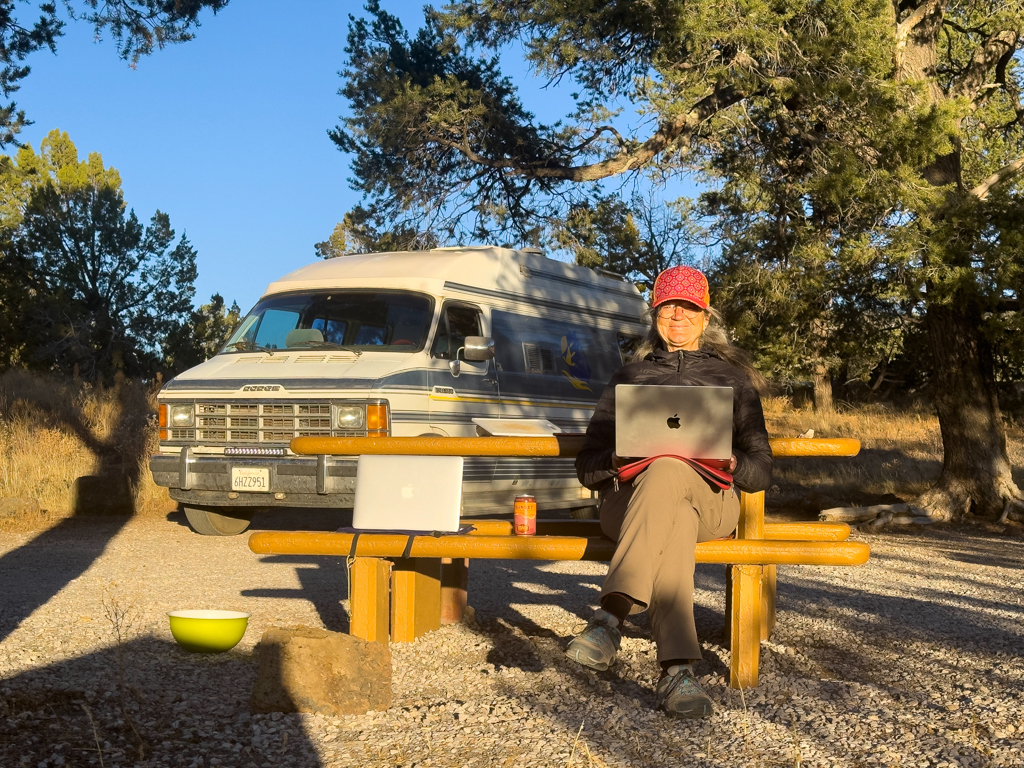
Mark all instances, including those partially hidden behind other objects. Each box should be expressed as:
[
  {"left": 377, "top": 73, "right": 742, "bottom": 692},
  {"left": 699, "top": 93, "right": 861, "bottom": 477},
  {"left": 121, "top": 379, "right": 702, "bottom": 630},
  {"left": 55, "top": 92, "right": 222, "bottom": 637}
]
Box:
[
  {"left": 431, "top": 305, "right": 482, "bottom": 360},
  {"left": 617, "top": 334, "right": 643, "bottom": 364}
]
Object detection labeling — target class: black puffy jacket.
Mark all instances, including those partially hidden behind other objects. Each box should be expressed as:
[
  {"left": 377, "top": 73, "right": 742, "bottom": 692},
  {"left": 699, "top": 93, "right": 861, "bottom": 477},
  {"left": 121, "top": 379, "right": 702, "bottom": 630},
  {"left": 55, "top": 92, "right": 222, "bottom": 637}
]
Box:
[{"left": 575, "top": 347, "right": 773, "bottom": 494}]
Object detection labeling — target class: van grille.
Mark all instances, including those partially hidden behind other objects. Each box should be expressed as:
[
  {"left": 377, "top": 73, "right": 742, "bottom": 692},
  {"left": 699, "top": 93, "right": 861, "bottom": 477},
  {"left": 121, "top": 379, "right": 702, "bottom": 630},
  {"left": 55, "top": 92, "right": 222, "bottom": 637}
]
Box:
[{"left": 185, "top": 400, "right": 376, "bottom": 445}]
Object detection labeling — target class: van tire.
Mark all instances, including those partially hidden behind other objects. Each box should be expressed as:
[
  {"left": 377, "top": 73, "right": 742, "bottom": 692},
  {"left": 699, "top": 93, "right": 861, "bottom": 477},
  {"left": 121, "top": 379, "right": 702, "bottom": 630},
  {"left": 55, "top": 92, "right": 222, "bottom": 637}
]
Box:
[
  {"left": 184, "top": 506, "right": 254, "bottom": 536},
  {"left": 569, "top": 506, "right": 599, "bottom": 520}
]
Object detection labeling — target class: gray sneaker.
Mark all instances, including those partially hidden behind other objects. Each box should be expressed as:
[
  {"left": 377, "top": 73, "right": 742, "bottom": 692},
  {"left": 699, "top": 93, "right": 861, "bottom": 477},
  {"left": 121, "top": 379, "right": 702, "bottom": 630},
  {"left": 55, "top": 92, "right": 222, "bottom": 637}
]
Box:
[
  {"left": 565, "top": 609, "right": 621, "bottom": 671},
  {"left": 656, "top": 665, "right": 714, "bottom": 718}
]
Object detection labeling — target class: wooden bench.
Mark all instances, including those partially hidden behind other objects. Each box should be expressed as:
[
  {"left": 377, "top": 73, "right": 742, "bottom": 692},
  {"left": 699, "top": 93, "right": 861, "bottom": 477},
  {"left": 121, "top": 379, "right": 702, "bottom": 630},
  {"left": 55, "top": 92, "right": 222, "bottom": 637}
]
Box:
[{"left": 248, "top": 436, "right": 868, "bottom": 689}]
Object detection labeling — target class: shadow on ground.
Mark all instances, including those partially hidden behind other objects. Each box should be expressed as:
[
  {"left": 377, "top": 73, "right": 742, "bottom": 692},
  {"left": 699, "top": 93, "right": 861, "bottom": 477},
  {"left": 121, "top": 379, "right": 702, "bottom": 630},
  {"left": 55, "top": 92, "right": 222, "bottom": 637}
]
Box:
[
  {"left": 0, "top": 517, "right": 131, "bottom": 644},
  {"left": 0, "top": 637, "right": 322, "bottom": 767}
]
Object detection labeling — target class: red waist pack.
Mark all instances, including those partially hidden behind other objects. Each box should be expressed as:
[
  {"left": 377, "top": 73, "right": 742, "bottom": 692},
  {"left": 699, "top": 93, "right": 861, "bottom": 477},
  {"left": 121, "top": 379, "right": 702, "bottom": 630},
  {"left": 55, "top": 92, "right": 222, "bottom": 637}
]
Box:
[{"left": 617, "top": 455, "right": 733, "bottom": 490}]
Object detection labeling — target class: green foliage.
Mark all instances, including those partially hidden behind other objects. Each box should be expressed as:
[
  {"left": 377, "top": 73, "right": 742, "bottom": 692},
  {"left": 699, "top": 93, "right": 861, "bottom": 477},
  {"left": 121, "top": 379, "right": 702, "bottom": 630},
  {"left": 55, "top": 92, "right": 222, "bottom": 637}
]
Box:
[
  {"left": 0, "top": 1, "right": 227, "bottom": 146},
  {"left": 335, "top": 0, "right": 909, "bottom": 239},
  {"left": 162, "top": 293, "right": 240, "bottom": 373},
  {"left": 314, "top": 206, "right": 438, "bottom": 259},
  {"left": 551, "top": 193, "right": 699, "bottom": 291},
  {"left": 4, "top": 129, "right": 197, "bottom": 379}
]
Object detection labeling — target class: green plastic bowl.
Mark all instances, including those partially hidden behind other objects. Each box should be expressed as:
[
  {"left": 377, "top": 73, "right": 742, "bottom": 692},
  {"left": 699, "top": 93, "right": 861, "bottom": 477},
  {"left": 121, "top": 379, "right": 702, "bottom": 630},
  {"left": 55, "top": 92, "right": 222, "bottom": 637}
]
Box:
[{"left": 167, "top": 610, "right": 250, "bottom": 653}]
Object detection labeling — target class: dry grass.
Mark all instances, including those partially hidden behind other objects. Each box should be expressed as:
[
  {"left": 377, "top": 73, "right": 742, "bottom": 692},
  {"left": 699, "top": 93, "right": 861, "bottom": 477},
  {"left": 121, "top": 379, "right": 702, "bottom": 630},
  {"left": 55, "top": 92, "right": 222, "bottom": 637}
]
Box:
[
  {"left": 761, "top": 395, "right": 1024, "bottom": 518},
  {"left": 0, "top": 370, "right": 171, "bottom": 530},
  {"left": 2, "top": 372, "right": 1023, "bottom": 529}
]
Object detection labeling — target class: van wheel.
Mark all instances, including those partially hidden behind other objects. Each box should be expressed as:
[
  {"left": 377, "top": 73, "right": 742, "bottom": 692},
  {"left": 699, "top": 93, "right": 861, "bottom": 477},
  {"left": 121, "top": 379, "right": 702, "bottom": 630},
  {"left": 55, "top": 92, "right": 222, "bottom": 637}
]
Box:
[
  {"left": 184, "top": 506, "right": 254, "bottom": 536},
  {"left": 569, "top": 506, "right": 599, "bottom": 520}
]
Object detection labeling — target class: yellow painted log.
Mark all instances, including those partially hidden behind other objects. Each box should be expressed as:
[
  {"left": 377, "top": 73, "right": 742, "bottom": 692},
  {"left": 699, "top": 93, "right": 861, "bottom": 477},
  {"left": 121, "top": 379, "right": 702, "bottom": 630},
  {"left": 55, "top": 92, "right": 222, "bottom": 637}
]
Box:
[
  {"left": 738, "top": 491, "right": 765, "bottom": 540},
  {"left": 291, "top": 435, "right": 586, "bottom": 457},
  {"left": 291, "top": 435, "right": 860, "bottom": 459},
  {"left": 390, "top": 558, "right": 441, "bottom": 642},
  {"left": 349, "top": 557, "right": 391, "bottom": 643},
  {"left": 763, "top": 522, "right": 850, "bottom": 541},
  {"left": 768, "top": 438, "right": 860, "bottom": 457},
  {"left": 729, "top": 564, "right": 762, "bottom": 689},
  {"left": 463, "top": 518, "right": 851, "bottom": 541},
  {"left": 249, "top": 532, "right": 869, "bottom": 566}
]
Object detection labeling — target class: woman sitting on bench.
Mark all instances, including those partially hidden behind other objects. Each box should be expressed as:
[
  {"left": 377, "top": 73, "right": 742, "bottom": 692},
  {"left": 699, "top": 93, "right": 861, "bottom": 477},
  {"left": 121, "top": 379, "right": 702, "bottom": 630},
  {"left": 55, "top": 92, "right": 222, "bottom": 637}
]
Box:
[{"left": 568, "top": 265, "right": 773, "bottom": 719}]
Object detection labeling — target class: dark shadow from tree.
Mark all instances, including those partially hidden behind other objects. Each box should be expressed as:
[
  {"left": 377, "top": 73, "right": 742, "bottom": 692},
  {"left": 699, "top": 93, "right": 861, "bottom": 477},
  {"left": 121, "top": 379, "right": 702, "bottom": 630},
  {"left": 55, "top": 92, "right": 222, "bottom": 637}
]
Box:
[{"left": 0, "top": 636, "right": 322, "bottom": 767}]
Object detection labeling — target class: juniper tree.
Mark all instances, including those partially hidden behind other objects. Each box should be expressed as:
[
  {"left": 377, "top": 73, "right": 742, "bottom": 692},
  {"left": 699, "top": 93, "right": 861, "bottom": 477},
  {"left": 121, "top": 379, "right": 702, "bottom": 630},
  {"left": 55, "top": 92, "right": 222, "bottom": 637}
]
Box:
[
  {"left": 334, "top": 0, "right": 1024, "bottom": 520},
  {"left": 6, "top": 129, "right": 197, "bottom": 379}
]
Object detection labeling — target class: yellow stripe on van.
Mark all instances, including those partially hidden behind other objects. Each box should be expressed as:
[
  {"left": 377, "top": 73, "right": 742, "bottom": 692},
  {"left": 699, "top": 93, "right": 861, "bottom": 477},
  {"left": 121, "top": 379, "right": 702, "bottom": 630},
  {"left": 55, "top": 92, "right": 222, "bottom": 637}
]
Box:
[{"left": 428, "top": 394, "right": 594, "bottom": 410}]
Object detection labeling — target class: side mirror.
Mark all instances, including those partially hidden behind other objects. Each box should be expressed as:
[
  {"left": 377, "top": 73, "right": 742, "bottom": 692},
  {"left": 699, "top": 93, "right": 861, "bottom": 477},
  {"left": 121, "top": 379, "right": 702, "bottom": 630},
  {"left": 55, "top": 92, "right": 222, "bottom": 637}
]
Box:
[{"left": 463, "top": 336, "right": 495, "bottom": 361}]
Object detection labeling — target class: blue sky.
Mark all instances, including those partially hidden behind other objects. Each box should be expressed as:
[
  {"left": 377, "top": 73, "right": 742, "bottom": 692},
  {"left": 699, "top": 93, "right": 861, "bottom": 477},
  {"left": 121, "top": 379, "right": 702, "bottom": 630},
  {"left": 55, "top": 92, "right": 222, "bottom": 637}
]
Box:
[{"left": 15, "top": 1, "right": 695, "bottom": 313}]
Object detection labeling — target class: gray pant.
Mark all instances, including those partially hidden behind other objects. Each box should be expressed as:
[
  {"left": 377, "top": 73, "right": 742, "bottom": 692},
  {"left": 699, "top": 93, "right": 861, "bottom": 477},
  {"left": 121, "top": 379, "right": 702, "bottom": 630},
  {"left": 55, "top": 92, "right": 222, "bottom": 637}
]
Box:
[{"left": 599, "top": 458, "right": 741, "bottom": 662}]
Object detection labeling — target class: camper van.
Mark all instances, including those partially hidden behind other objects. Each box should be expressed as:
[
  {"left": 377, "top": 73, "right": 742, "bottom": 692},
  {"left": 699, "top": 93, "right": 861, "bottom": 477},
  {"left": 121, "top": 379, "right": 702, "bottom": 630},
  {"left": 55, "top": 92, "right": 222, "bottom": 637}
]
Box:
[{"left": 149, "top": 246, "right": 649, "bottom": 534}]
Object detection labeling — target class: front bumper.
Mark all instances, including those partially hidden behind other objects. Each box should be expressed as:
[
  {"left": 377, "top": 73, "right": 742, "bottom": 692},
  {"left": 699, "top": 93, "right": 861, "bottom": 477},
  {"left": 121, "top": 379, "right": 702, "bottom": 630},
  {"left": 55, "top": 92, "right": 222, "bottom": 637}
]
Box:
[{"left": 149, "top": 452, "right": 357, "bottom": 508}]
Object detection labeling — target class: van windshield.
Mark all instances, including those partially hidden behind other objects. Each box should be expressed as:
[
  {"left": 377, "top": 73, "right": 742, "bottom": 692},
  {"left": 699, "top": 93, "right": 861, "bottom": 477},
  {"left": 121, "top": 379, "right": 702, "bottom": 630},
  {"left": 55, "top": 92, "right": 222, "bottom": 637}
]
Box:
[{"left": 222, "top": 291, "right": 434, "bottom": 353}]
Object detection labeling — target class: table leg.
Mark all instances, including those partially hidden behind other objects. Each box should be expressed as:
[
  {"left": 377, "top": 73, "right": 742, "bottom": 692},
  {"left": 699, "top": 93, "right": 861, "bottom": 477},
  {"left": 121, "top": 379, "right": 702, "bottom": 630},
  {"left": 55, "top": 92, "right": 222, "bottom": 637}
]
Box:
[
  {"left": 349, "top": 557, "right": 391, "bottom": 643},
  {"left": 391, "top": 558, "right": 442, "bottom": 642},
  {"left": 729, "top": 564, "right": 762, "bottom": 689},
  {"left": 761, "top": 564, "right": 777, "bottom": 641},
  {"left": 440, "top": 557, "right": 469, "bottom": 624}
]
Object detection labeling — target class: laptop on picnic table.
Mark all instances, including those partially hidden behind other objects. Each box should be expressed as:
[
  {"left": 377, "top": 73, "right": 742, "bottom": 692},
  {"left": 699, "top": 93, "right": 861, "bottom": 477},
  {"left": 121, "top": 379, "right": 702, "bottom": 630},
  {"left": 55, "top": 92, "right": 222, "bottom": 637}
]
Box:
[{"left": 352, "top": 455, "right": 464, "bottom": 533}]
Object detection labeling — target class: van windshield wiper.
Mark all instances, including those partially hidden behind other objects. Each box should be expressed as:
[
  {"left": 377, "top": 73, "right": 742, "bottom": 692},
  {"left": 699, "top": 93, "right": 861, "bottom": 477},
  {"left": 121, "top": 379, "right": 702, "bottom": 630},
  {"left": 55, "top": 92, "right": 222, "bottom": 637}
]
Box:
[
  {"left": 231, "top": 341, "right": 275, "bottom": 355},
  {"left": 288, "top": 340, "right": 363, "bottom": 356}
]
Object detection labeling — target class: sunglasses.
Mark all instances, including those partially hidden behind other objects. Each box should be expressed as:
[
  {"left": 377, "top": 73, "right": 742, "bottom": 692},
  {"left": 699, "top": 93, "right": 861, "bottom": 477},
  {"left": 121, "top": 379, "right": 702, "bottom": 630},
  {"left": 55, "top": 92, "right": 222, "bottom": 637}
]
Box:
[{"left": 656, "top": 302, "right": 705, "bottom": 318}]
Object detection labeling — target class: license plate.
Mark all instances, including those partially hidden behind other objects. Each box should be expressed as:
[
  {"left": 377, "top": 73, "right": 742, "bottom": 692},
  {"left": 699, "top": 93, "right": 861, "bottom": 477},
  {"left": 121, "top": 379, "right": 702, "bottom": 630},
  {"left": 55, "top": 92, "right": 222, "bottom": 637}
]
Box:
[{"left": 231, "top": 467, "right": 269, "bottom": 492}]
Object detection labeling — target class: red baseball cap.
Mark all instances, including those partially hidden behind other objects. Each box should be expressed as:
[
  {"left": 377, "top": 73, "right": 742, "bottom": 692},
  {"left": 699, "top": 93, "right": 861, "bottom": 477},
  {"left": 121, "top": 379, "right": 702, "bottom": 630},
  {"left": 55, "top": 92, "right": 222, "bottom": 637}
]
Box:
[{"left": 652, "top": 265, "right": 710, "bottom": 310}]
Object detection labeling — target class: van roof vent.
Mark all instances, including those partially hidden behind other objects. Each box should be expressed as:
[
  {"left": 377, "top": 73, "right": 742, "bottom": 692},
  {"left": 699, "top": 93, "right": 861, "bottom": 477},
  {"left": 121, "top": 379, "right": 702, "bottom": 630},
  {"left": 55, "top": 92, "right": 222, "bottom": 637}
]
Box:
[
  {"left": 593, "top": 266, "right": 628, "bottom": 281},
  {"left": 519, "top": 247, "right": 545, "bottom": 257},
  {"left": 523, "top": 343, "right": 556, "bottom": 374}
]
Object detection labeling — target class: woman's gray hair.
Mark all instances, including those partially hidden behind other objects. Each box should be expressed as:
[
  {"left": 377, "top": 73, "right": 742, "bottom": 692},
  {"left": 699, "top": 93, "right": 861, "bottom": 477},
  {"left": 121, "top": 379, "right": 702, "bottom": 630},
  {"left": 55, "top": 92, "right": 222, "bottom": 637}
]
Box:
[{"left": 632, "top": 306, "right": 768, "bottom": 393}]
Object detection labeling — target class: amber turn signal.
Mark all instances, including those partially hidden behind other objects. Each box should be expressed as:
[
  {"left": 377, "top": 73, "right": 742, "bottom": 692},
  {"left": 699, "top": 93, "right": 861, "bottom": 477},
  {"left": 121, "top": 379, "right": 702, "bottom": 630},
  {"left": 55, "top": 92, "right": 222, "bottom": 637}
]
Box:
[{"left": 366, "top": 403, "right": 389, "bottom": 436}]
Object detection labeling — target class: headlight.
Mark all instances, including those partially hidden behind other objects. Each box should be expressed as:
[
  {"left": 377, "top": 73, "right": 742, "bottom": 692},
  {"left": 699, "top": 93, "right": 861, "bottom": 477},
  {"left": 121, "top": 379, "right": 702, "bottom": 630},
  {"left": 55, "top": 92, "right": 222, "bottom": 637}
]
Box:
[
  {"left": 169, "top": 404, "right": 195, "bottom": 428},
  {"left": 334, "top": 405, "right": 365, "bottom": 430}
]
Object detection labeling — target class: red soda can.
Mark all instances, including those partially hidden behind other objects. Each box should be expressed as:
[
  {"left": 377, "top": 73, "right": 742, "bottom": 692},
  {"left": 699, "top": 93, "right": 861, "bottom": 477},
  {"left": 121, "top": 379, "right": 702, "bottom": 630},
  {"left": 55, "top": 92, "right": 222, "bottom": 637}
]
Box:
[{"left": 513, "top": 495, "right": 537, "bottom": 535}]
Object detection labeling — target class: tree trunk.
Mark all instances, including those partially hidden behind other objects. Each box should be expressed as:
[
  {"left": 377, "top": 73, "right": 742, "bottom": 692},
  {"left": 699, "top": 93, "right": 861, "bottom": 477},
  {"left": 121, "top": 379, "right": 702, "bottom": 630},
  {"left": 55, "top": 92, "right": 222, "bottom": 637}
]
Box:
[
  {"left": 812, "top": 369, "right": 833, "bottom": 413},
  {"left": 915, "top": 300, "right": 1024, "bottom": 521}
]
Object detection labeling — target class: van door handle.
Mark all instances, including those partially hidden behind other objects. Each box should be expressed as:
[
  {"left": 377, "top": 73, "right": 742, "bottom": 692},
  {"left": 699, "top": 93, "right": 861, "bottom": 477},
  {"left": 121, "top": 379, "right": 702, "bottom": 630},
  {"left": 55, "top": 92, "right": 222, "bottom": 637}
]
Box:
[{"left": 483, "top": 378, "right": 497, "bottom": 385}]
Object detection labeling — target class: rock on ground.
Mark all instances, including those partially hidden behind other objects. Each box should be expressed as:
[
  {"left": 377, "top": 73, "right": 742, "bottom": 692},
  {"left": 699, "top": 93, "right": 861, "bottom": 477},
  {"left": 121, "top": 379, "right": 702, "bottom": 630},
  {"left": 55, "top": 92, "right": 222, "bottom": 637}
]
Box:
[{"left": 251, "top": 625, "right": 392, "bottom": 715}]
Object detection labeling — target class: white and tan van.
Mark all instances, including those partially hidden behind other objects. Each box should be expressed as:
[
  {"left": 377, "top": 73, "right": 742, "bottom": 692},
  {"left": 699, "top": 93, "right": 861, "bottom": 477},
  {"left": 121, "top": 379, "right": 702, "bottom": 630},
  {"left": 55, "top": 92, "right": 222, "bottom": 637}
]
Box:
[{"left": 150, "top": 246, "right": 648, "bottom": 534}]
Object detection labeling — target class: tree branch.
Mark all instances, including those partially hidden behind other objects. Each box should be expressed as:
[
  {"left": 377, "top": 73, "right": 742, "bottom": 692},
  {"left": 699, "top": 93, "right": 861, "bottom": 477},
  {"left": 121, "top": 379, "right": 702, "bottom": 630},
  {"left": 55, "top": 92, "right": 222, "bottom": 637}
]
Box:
[
  {"left": 896, "top": 0, "right": 943, "bottom": 43},
  {"left": 952, "top": 30, "right": 1019, "bottom": 103},
  {"left": 438, "top": 86, "right": 746, "bottom": 182},
  {"left": 969, "top": 155, "right": 1024, "bottom": 200}
]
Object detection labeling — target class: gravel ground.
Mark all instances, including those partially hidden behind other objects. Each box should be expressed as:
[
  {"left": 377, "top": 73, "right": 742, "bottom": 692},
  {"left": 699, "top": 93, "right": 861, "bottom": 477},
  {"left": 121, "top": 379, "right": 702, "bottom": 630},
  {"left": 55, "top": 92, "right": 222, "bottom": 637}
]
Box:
[{"left": 0, "top": 511, "right": 1021, "bottom": 768}]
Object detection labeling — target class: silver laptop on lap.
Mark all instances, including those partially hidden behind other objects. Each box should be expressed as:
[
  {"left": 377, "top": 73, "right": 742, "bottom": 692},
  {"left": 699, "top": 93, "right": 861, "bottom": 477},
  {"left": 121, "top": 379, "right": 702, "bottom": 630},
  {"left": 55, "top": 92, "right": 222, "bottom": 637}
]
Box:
[
  {"left": 352, "top": 455, "right": 464, "bottom": 532},
  {"left": 615, "top": 385, "right": 733, "bottom": 469}
]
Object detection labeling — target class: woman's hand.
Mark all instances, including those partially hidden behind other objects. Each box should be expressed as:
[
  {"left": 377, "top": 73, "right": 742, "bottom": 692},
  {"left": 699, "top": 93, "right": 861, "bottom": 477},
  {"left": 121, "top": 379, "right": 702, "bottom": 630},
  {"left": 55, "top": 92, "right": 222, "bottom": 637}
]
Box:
[
  {"left": 611, "top": 452, "right": 626, "bottom": 470},
  {"left": 729, "top": 454, "right": 738, "bottom": 472}
]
